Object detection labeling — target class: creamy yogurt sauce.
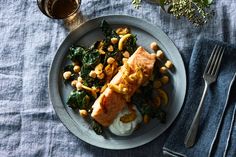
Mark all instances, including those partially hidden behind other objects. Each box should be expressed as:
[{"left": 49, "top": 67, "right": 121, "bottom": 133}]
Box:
[{"left": 109, "top": 105, "right": 142, "bottom": 136}]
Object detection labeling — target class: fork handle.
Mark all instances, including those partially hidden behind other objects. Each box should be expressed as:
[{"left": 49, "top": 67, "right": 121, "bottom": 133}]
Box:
[{"left": 184, "top": 81, "right": 209, "bottom": 148}]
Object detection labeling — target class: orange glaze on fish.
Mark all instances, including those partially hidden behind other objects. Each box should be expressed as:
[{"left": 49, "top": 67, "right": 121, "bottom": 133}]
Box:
[{"left": 91, "top": 47, "right": 156, "bottom": 127}]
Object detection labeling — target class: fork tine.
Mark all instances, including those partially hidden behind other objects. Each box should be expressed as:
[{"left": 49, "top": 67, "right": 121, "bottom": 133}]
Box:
[
  {"left": 207, "top": 45, "right": 221, "bottom": 75},
  {"left": 212, "top": 47, "right": 225, "bottom": 76},
  {"left": 204, "top": 45, "right": 218, "bottom": 74},
  {"left": 209, "top": 46, "right": 222, "bottom": 75}
]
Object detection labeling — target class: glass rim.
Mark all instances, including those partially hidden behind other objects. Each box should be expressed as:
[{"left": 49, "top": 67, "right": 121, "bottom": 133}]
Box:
[{"left": 37, "top": 0, "right": 81, "bottom": 20}]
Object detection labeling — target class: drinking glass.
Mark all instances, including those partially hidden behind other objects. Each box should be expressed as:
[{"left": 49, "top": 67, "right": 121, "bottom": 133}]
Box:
[
  {"left": 37, "top": 0, "right": 85, "bottom": 31},
  {"left": 37, "top": 0, "right": 81, "bottom": 20}
]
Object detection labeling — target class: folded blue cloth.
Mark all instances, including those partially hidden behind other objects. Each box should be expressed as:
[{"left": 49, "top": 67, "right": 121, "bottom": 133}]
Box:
[{"left": 163, "top": 37, "right": 236, "bottom": 157}]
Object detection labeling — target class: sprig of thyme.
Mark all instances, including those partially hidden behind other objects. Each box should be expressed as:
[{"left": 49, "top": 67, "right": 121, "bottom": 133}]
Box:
[
  {"left": 132, "top": 0, "right": 142, "bottom": 8},
  {"left": 132, "top": 0, "right": 214, "bottom": 26},
  {"left": 163, "top": 0, "right": 214, "bottom": 26}
]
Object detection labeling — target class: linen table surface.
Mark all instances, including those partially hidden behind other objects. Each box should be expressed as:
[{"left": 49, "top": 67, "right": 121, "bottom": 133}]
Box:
[{"left": 0, "top": 0, "right": 235, "bottom": 157}]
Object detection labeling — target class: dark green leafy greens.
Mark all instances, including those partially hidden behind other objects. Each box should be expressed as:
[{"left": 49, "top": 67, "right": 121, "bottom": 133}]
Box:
[
  {"left": 67, "top": 90, "right": 91, "bottom": 110},
  {"left": 123, "top": 35, "right": 137, "bottom": 54},
  {"left": 100, "top": 20, "right": 137, "bottom": 65},
  {"left": 100, "top": 20, "right": 119, "bottom": 39},
  {"left": 131, "top": 86, "right": 167, "bottom": 123},
  {"left": 68, "top": 47, "right": 86, "bottom": 63},
  {"left": 100, "top": 20, "right": 121, "bottom": 60},
  {"left": 82, "top": 49, "right": 101, "bottom": 68}
]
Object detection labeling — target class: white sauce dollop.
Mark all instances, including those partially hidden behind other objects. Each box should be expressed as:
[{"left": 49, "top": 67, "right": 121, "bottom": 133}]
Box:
[{"left": 109, "top": 106, "right": 142, "bottom": 136}]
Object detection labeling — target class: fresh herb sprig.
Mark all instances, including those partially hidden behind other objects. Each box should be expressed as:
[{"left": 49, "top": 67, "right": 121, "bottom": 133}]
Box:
[
  {"left": 132, "top": 0, "right": 142, "bottom": 8},
  {"left": 132, "top": 0, "right": 214, "bottom": 26},
  {"left": 162, "top": 0, "right": 214, "bottom": 26}
]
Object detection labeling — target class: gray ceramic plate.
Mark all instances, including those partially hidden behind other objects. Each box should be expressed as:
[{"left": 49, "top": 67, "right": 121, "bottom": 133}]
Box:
[{"left": 49, "top": 15, "right": 186, "bottom": 149}]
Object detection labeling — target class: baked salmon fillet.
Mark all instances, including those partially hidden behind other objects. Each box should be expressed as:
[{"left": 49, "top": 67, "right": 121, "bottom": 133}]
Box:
[{"left": 91, "top": 47, "right": 156, "bottom": 127}]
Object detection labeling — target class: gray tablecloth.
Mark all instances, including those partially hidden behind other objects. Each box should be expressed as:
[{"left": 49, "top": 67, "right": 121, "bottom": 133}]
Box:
[{"left": 0, "top": 0, "right": 235, "bottom": 157}]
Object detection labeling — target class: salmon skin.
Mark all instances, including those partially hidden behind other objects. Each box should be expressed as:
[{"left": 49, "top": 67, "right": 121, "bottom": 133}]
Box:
[{"left": 91, "top": 47, "right": 156, "bottom": 127}]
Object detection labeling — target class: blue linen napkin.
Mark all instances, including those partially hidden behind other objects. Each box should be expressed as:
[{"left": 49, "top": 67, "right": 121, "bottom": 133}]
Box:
[{"left": 163, "top": 37, "right": 236, "bottom": 157}]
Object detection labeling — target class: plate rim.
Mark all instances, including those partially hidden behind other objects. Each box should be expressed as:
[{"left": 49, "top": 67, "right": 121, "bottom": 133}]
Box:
[{"left": 48, "top": 15, "right": 187, "bottom": 150}]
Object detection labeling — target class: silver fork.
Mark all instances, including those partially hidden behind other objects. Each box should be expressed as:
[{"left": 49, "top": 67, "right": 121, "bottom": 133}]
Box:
[{"left": 184, "top": 45, "right": 225, "bottom": 148}]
